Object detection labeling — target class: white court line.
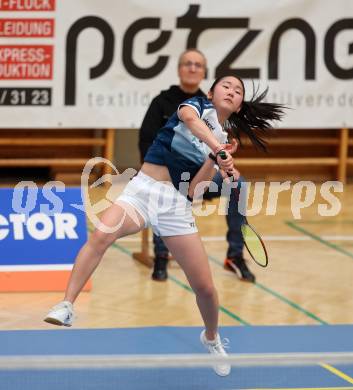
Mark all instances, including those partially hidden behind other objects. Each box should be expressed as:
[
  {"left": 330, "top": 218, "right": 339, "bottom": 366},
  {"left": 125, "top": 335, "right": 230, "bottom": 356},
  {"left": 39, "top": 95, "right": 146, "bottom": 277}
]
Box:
[
  {"left": 2, "top": 352, "right": 353, "bottom": 369},
  {"left": 118, "top": 235, "right": 353, "bottom": 242},
  {"left": 5, "top": 237, "right": 351, "bottom": 271}
]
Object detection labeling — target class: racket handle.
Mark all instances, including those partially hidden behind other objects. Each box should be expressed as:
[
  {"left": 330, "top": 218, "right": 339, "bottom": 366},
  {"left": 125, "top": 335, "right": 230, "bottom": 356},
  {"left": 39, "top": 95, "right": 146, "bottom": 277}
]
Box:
[{"left": 218, "top": 150, "right": 233, "bottom": 178}]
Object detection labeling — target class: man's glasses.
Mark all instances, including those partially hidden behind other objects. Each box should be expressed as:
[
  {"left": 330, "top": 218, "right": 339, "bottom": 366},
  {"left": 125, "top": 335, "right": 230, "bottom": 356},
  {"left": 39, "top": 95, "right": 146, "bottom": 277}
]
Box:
[{"left": 180, "top": 61, "right": 205, "bottom": 70}]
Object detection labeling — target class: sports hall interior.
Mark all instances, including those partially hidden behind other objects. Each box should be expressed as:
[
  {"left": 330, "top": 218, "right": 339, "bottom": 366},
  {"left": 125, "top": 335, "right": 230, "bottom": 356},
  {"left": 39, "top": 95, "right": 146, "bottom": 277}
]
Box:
[{"left": 1, "top": 128, "right": 353, "bottom": 329}]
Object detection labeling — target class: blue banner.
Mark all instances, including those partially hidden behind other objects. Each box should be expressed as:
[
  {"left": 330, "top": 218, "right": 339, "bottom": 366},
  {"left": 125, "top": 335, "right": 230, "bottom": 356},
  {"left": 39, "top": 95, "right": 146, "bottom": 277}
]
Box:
[{"left": 0, "top": 187, "right": 87, "bottom": 266}]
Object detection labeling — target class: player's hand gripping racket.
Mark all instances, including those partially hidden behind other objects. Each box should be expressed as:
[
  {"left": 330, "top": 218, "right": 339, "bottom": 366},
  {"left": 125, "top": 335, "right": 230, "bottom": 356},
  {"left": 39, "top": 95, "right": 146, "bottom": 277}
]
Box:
[{"left": 218, "top": 150, "right": 268, "bottom": 267}]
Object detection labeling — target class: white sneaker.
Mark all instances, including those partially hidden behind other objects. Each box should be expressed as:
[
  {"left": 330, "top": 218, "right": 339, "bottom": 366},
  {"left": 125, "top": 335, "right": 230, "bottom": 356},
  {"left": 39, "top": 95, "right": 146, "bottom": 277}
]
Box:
[
  {"left": 44, "top": 301, "right": 74, "bottom": 327},
  {"left": 200, "top": 330, "right": 231, "bottom": 376}
]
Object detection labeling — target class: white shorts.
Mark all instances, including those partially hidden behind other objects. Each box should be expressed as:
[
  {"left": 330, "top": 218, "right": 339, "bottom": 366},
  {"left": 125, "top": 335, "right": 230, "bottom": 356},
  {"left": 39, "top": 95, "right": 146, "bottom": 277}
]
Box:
[{"left": 116, "top": 171, "right": 197, "bottom": 237}]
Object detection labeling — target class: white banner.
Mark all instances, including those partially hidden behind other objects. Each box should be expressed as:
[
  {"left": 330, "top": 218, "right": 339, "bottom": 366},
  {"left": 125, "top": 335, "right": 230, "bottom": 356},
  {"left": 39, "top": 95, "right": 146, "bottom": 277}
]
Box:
[{"left": 0, "top": 0, "right": 352, "bottom": 128}]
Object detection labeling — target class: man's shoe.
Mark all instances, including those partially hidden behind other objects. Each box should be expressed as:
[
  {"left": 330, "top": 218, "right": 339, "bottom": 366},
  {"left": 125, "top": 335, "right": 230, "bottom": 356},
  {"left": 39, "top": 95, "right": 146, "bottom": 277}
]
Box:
[
  {"left": 200, "top": 330, "right": 231, "bottom": 376},
  {"left": 44, "top": 301, "right": 74, "bottom": 327},
  {"left": 224, "top": 256, "right": 256, "bottom": 283},
  {"left": 151, "top": 257, "right": 168, "bottom": 281}
]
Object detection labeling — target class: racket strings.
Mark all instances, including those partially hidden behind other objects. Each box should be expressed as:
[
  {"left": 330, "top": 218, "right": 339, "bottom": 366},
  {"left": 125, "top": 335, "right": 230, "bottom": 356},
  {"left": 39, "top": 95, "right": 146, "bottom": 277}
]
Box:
[{"left": 241, "top": 224, "right": 268, "bottom": 267}]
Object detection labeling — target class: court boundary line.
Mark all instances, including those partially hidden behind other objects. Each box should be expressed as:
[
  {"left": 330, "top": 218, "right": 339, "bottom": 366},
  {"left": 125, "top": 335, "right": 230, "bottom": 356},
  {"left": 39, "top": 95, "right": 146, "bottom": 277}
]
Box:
[
  {"left": 320, "top": 363, "right": 353, "bottom": 385},
  {"left": 87, "top": 226, "right": 327, "bottom": 326},
  {"left": 110, "top": 236, "right": 326, "bottom": 326},
  {"left": 102, "top": 232, "right": 251, "bottom": 326},
  {"left": 166, "top": 273, "right": 249, "bottom": 325},
  {"left": 206, "top": 254, "right": 328, "bottom": 325},
  {"left": 108, "top": 235, "right": 353, "bottom": 242},
  {"left": 285, "top": 221, "right": 353, "bottom": 260}
]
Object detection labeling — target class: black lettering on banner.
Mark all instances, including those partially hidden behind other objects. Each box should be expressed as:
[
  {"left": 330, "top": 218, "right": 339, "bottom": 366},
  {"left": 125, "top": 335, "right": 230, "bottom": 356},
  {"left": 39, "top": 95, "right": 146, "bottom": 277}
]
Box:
[
  {"left": 324, "top": 18, "right": 353, "bottom": 79},
  {"left": 177, "top": 5, "right": 261, "bottom": 78},
  {"left": 122, "top": 18, "right": 171, "bottom": 79},
  {"left": 65, "top": 16, "right": 114, "bottom": 105},
  {"left": 62, "top": 5, "right": 352, "bottom": 104},
  {"left": 268, "top": 18, "right": 316, "bottom": 80},
  {"left": 216, "top": 30, "right": 261, "bottom": 79}
]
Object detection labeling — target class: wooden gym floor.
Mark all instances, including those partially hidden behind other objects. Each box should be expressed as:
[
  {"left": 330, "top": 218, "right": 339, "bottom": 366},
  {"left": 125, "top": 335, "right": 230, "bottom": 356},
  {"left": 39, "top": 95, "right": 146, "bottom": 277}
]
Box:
[{"left": 1, "top": 182, "right": 353, "bottom": 330}]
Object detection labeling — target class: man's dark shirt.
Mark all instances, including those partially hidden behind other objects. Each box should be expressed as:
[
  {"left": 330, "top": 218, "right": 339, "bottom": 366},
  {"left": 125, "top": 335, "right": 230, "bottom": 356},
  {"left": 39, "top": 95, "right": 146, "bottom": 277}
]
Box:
[{"left": 138, "top": 85, "right": 206, "bottom": 161}]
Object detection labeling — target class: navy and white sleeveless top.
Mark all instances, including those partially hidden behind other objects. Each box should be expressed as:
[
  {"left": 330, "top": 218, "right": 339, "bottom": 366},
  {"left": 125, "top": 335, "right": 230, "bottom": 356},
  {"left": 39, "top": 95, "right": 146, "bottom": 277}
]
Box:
[{"left": 144, "top": 96, "right": 228, "bottom": 190}]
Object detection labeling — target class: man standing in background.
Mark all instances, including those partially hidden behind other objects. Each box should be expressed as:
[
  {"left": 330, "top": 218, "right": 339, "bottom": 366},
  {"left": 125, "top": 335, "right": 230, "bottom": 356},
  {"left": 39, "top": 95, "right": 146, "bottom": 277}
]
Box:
[{"left": 138, "top": 48, "right": 255, "bottom": 283}]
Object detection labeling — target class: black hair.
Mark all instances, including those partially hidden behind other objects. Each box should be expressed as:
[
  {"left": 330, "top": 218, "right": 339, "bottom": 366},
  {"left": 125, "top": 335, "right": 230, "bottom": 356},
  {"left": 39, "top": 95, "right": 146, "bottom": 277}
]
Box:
[{"left": 209, "top": 75, "right": 286, "bottom": 152}]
